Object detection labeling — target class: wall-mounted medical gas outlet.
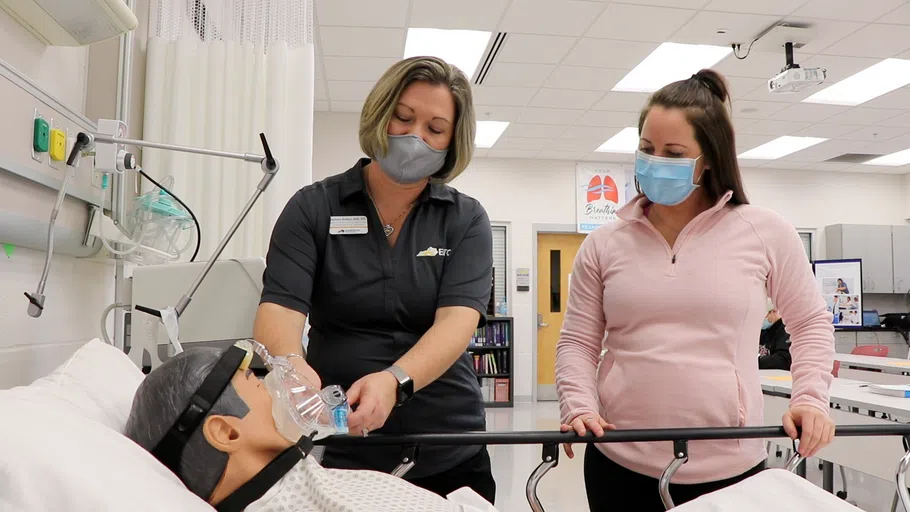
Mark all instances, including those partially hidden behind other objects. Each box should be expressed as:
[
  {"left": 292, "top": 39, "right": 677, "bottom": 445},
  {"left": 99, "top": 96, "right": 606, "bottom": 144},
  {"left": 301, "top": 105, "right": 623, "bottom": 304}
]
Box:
[
  {"left": 49, "top": 128, "right": 66, "bottom": 161},
  {"left": 31, "top": 112, "right": 48, "bottom": 163}
]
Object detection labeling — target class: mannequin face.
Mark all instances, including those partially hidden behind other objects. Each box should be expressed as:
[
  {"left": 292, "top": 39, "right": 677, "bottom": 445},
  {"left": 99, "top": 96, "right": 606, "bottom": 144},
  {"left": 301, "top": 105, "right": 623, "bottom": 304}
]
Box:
[{"left": 202, "top": 370, "right": 293, "bottom": 456}]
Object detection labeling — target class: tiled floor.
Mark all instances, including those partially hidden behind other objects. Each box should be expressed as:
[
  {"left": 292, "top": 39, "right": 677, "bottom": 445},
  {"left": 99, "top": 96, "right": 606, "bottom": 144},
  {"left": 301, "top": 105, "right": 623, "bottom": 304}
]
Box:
[{"left": 485, "top": 401, "right": 902, "bottom": 512}]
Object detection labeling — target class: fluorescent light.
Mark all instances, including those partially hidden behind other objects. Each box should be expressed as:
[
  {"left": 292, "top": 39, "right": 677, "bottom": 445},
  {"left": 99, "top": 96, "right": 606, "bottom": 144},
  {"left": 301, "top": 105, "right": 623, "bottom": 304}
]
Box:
[
  {"left": 803, "top": 58, "right": 910, "bottom": 106},
  {"left": 612, "top": 42, "right": 733, "bottom": 93},
  {"left": 738, "top": 136, "right": 827, "bottom": 160},
  {"left": 595, "top": 127, "right": 639, "bottom": 153},
  {"left": 475, "top": 121, "right": 509, "bottom": 148},
  {"left": 863, "top": 148, "right": 910, "bottom": 166},
  {"left": 403, "top": 28, "right": 491, "bottom": 80}
]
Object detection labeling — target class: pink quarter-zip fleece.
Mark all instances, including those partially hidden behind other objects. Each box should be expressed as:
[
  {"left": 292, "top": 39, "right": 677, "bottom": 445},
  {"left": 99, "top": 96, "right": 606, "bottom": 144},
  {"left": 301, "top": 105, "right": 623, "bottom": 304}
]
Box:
[{"left": 556, "top": 190, "right": 834, "bottom": 484}]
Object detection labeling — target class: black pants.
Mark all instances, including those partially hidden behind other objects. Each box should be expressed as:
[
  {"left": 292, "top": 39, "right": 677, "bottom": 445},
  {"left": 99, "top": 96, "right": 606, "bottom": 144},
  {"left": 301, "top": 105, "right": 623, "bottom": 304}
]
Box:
[
  {"left": 584, "top": 446, "right": 765, "bottom": 511},
  {"left": 406, "top": 447, "right": 497, "bottom": 505}
]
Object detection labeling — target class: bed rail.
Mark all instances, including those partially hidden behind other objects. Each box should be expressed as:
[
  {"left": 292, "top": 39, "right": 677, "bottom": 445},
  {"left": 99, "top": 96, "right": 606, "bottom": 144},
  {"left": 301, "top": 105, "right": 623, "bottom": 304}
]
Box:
[{"left": 316, "top": 424, "right": 910, "bottom": 511}]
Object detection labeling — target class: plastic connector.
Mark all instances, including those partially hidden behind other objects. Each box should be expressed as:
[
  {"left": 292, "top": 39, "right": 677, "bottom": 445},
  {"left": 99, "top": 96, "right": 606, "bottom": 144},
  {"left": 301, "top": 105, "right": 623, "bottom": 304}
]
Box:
[
  {"left": 49, "top": 129, "right": 66, "bottom": 161},
  {"left": 33, "top": 118, "right": 50, "bottom": 152}
]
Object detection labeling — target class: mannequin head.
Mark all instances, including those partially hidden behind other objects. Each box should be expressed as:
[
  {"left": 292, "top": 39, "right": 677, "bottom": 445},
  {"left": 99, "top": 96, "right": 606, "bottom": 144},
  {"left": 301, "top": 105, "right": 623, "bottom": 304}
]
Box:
[{"left": 124, "top": 348, "right": 293, "bottom": 505}]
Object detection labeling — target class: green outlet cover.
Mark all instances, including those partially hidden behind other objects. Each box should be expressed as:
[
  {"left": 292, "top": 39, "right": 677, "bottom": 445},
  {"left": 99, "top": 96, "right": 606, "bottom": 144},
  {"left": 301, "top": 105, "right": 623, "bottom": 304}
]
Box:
[{"left": 33, "top": 117, "right": 50, "bottom": 153}]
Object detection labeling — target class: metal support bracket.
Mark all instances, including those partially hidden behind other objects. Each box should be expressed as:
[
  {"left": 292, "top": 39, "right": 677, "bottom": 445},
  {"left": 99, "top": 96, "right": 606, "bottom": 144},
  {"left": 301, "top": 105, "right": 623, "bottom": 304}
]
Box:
[
  {"left": 527, "top": 443, "right": 559, "bottom": 512},
  {"left": 659, "top": 439, "right": 689, "bottom": 510},
  {"left": 391, "top": 444, "right": 419, "bottom": 478},
  {"left": 785, "top": 439, "right": 805, "bottom": 474}
]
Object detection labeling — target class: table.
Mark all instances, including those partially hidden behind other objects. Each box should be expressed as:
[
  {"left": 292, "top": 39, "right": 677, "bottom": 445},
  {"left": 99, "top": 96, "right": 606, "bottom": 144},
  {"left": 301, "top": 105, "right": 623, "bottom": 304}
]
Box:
[
  {"left": 834, "top": 353, "right": 910, "bottom": 375},
  {"left": 759, "top": 370, "right": 910, "bottom": 488}
]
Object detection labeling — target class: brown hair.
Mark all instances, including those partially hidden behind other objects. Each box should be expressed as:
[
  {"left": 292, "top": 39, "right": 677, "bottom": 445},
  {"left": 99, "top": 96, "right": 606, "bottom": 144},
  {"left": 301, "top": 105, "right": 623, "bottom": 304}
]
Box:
[
  {"left": 359, "top": 56, "right": 476, "bottom": 183},
  {"left": 638, "top": 68, "right": 749, "bottom": 205}
]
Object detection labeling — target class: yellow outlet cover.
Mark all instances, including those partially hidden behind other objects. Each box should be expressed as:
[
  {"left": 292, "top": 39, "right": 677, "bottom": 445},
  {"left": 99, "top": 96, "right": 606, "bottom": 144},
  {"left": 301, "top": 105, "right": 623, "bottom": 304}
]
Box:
[{"left": 49, "top": 129, "right": 66, "bottom": 161}]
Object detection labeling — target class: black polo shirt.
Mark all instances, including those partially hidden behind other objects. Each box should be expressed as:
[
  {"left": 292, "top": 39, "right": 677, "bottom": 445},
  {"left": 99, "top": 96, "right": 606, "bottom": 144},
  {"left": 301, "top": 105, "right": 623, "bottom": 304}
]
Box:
[{"left": 260, "top": 158, "right": 493, "bottom": 478}]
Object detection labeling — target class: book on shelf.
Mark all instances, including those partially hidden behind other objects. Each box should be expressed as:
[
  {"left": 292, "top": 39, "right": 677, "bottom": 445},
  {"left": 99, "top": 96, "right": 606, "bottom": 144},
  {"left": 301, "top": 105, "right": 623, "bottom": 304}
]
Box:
[
  {"left": 471, "top": 351, "right": 509, "bottom": 374},
  {"left": 479, "top": 378, "right": 511, "bottom": 403},
  {"left": 469, "top": 321, "right": 511, "bottom": 347}
]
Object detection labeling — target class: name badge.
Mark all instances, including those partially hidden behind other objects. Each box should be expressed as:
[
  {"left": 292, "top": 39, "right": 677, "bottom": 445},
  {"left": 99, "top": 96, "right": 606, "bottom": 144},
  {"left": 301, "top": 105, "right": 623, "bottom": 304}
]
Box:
[{"left": 329, "top": 215, "right": 368, "bottom": 235}]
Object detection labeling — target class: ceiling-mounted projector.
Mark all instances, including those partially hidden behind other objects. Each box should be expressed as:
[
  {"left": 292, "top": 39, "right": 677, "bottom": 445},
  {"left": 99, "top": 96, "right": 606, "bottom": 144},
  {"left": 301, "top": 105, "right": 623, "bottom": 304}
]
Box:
[
  {"left": 768, "top": 41, "right": 826, "bottom": 94},
  {"left": 0, "top": 0, "right": 138, "bottom": 46}
]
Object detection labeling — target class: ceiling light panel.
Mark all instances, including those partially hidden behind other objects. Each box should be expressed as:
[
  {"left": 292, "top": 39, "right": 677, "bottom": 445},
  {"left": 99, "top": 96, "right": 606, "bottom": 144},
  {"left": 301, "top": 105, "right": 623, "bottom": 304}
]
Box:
[
  {"left": 862, "top": 148, "right": 910, "bottom": 166},
  {"left": 737, "top": 136, "right": 827, "bottom": 159},
  {"left": 612, "top": 42, "right": 733, "bottom": 93},
  {"left": 803, "top": 58, "right": 910, "bottom": 107},
  {"left": 475, "top": 121, "right": 510, "bottom": 148},
  {"left": 403, "top": 28, "right": 492, "bottom": 80},
  {"left": 595, "top": 127, "right": 639, "bottom": 153}
]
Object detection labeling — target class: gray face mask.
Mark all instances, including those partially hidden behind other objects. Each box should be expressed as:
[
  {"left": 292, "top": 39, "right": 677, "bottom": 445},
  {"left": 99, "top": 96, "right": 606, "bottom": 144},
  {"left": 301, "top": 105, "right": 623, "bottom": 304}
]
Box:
[{"left": 376, "top": 134, "right": 448, "bottom": 184}]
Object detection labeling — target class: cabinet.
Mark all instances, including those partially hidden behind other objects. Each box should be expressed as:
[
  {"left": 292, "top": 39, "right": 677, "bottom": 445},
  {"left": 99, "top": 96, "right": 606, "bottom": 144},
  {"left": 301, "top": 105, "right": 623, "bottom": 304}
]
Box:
[
  {"left": 893, "top": 225, "right": 910, "bottom": 295},
  {"left": 825, "top": 224, "right": 894, "bottom": 294}
]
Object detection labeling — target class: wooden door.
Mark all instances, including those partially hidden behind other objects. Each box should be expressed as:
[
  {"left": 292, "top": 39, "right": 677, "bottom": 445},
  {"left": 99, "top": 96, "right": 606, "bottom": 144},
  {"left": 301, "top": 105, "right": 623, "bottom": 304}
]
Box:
[{"left": 536, "top": 232, "right": 587, "bottom": 401}]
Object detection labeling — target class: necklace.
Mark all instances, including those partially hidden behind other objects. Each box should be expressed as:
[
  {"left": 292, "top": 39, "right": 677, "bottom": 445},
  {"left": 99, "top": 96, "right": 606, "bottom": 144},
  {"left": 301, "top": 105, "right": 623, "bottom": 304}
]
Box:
[{"left": 365, "top": 182, "right": 415, "bottom": 237}]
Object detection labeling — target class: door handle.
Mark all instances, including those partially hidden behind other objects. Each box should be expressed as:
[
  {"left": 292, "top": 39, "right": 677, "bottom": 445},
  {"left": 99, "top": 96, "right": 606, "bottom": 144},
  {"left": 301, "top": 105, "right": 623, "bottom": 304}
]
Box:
[{"left": 537, "top": 314, "right": 548, "bottom": 328}]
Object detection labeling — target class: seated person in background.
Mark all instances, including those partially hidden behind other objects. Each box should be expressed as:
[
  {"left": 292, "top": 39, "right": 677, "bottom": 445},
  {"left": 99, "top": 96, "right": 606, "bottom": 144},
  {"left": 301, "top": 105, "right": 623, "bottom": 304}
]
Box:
[
  {"left": 759, "top": 301, "right": 792, "bottom": 371},
  {"left": 124, "top": 345, "right": 492, "bottom": 512}
]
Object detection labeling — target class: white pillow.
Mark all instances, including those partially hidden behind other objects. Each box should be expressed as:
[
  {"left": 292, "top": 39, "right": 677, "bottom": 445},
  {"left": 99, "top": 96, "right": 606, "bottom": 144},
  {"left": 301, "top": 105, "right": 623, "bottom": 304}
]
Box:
[
  {"left": 3, "top": 339, "right": 145, "bottom": 432},
  {"left": 0, "top": 393, "right": 215, "bottom": 512}
]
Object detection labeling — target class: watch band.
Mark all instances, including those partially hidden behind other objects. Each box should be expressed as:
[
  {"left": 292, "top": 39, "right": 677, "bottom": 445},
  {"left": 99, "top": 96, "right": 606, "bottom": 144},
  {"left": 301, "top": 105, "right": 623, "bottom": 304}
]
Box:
[{"left": 385, "top": 365, "right": 414, "bottom": 406}]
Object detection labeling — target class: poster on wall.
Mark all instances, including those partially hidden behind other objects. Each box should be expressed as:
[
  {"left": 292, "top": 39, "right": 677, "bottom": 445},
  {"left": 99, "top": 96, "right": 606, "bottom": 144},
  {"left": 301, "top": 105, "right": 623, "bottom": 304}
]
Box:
[
  {"left": 576, "top": 164, "right": 626, "bottom": 234},
  {"left": 812, "top": 259, "right": 863, "bottom": 328}
]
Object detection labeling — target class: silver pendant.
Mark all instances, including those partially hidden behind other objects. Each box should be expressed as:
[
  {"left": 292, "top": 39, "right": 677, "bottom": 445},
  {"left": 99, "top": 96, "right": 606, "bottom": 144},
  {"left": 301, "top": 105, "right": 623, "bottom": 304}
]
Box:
[{"left": 383, "top": 224, "right": 394, "bottom": 237}]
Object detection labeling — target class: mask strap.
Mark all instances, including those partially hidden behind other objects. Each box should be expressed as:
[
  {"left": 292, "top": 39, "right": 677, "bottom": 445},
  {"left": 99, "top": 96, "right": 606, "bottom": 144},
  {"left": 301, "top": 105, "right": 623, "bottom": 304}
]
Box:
[
  {"left": 151, "top": 345, "right": 248, "bottom": 481},
  {"left": 215, "top": 433, "right": 317, "bottom": 512}
]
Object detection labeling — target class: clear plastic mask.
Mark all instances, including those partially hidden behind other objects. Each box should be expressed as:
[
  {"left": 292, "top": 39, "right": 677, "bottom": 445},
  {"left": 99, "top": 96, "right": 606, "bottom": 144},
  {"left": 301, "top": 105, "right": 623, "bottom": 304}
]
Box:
[{"left": 236, "top": 340, "right": 350, "bottom": 442}]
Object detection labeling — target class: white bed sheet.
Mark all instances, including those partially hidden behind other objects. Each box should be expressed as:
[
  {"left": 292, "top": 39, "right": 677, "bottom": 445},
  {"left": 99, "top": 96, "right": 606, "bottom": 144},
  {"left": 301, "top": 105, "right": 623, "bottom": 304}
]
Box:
[{"left": 674, "top": 469, "right": 864, "bottom": 511}]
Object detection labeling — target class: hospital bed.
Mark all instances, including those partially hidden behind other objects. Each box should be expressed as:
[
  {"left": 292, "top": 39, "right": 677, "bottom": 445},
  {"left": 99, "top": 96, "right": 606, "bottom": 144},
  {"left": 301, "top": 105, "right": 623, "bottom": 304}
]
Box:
[{"left": 4, "top": 339, "right": 910, "bottom": 512}]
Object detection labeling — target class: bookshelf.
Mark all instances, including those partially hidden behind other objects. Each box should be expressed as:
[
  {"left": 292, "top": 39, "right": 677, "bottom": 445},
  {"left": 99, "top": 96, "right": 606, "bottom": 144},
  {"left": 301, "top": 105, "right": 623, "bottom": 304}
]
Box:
[{"left": 469, "top": 316, "right": 513, "bottom": 408}]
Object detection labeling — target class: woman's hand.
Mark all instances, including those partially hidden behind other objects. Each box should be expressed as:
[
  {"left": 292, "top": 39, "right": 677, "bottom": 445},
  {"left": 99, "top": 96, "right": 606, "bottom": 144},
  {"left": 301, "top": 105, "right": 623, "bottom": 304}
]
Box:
[
  {"left": 782, "top": 405, "right": 835, "bottom": 458},
  {"left": 288, "top": 356, "right": 322, "bottom": 390},
  {"left": 560, "top": 412, "right": 615, "bottom": 459},
  {"left": 346, "top": 371, "right": 399, "bottom": 436}
]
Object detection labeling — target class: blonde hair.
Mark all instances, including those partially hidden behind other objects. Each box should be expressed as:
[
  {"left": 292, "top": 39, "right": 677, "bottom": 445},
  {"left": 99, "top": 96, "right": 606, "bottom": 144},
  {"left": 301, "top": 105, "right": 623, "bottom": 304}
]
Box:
[{"left": 359, "top": 56, "right": 476, "bottom": 183}]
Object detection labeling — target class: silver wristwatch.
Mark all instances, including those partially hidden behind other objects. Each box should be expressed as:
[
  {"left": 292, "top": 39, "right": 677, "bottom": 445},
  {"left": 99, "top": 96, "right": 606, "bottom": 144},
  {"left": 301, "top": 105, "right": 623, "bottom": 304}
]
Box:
[{"left": 385, "top": 365, "right": 414, "bottom": 406}]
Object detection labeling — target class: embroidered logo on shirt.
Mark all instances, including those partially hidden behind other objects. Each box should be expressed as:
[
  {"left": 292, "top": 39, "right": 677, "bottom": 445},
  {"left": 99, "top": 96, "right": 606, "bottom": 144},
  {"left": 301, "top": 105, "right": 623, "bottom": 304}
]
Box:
[{"left": 416, "top": 246, "right": 451, "bottom": 257}]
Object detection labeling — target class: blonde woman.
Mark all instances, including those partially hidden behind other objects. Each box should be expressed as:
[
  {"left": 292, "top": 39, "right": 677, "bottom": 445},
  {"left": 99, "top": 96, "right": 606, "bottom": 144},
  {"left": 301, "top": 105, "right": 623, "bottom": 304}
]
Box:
[{"left": 253, "top": 57, "right": 495, "bottom": 502}]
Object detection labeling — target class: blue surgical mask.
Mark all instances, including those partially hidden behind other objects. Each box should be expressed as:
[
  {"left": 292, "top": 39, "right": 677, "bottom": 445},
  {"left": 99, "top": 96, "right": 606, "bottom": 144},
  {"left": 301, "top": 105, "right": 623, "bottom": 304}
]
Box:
[
  {"left": 634, "top": 150, "right": 703, "bottom": 206},
  {"left": 761, "top": 319, "right": 773, "bottom": 330}
]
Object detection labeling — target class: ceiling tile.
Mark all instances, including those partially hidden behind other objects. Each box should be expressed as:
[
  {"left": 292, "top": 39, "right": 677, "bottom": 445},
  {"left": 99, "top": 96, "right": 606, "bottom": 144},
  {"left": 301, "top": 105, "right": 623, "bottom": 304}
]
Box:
[
  {"left": 819, "top": 24, "right": 910, "bottom": 58},
  {"left": 713, "top": 51, "right": 790, "bottom": 79},
  {"left": 778, "top": 19, "right": 866, "bottom": 54},
  {"left": 495, "top": 34, "right": 579, "bottom": 64},
  {"left": 761, "top": 161, "right": 811, "bottom": 170},
  {"left": 547, "top": 138, "right": 607, "bottom": 152},
  {"left": 735, "top": 134, "right": 777, "bottom": 153},
  {"left": 319, "top": 27, "right": 405, "bottom": 57},
  {"left": 562, "top": 39, "right": 661, "bottom": 69},
  {"left": 472, "top": 86, "right": 541, "bottom": 107},
  {"left": 880, "top": 112, "right": 910, "bottom": 128},
  {"left": 725, "top": 76, "right": 767, "bottom": 99},
  {"left": 671, "top": 11, "right": 782, "bottom": 47},
  {"left": 544, "top": 67, "right": 626, "bottom": 91},
  {"left": 592, "top": 92, "right": 650, "bottom": 112},
  {"left": 486, "top": 148, "right": 542, "bottom": 159},
  {"left": 516, "top": 107, "right": 586, "bottom": 125},
  {"left": 823, "top": 108, "right": 905, "bottom": 126},
  {"left": 587, "top": 4, "right": 695, "bottom": 42},
  {"left": 770, "top": 103, "right": 849, "bottom": 123},
  {"left": 608, "top": 0, "right": 710, "bottom": 7},
  {"left": 494, "top": 137, "right": 553, "bottom": 151},
  {"left": 880, "top": 167, "right": 910, "bottom": 175},
  {"left": 474, "top": 105, "right": 525, "bottom": 122},
  {"left": 500, "top": 0, "right": 608, "bottom": 37},
  {"left": 327, "top": 81, "right": 375, "bottom": 102},
  {"left": 738, "top": 83, "right": 817, "bottom": 104},
  {"left": 482, "top": 63, "right": 556, "bottom": 88},
  {"left": 473, "top": 149, "right": 490, "bottom": 158},
  {"left": 531, "top": 89, "right": 603, "bottom": 110},
  {"left": 730, "top": 100, "right": 790, "bottom": 119},
  {"left": 323, "top": 57, "right": 399, "bottom": 82},
  {"left": 809, "top": 162, "right": 861, "bottom": 171},
  {"left": 880, "top": 2, "right": 910, "bottom": 24},
  {"left": 561, "top": 125, "right": 621, "bottom": 140},
  {"left": 330, "top": 100, "right": 364, "bottom": 112},
  {"left": 536, "top": 150, "right": 590, "bottom": 160},
  {"left": 862, "top": 87, "right": 910, "bottom": 110},
  {"left": 504, "top": 123, "right": 571, "bottom": 138},
  {"left": 784, "top": 139, "right": 874, "bottom": 161},
  {"left": 793, "top": 123, "right": 866, "bottom": 139},
  {"left": 837, "top": 125, "right": 910, "bottom": 142},
  {"left": 859, "top": 133, "right": 910, "bottom": 153},
  {"left": 790, "top": 0, "right": 907, "bottom": 23},
  {"left": 732, "top": 118, "right": 758, "bottom": 131},
  {"left": 315, "top": 101, "right": 330, "bottom": 112},
  {"left": 738, "top": 157, "right": 771, "bottom": 167},
  {"left": 576, "top": 110, "right": 641, "bottom": 127},
  {"left": 315, "top": 79, "right": 328, "bottom": 101},
  {"left": 739, "top": 119, "right": 813, "bottom": 136},
  {"left": 315, "top": 0, "right": 409, "bottom": 27},
  {"left": 701, "top": 0, "right": 808, "bottom": 15},
  {"left": 409, "top": 0, "right": 511, "bottom": 30}
]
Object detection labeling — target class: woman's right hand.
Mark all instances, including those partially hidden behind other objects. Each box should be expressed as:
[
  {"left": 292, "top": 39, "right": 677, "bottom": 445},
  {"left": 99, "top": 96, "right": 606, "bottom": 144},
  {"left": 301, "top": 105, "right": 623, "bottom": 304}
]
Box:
[
  {"left": 560, "top": 413, "right": 615, "bottom": 459},
  {"left": 288, "top": 356, "right": 322, "bottom": 390}
]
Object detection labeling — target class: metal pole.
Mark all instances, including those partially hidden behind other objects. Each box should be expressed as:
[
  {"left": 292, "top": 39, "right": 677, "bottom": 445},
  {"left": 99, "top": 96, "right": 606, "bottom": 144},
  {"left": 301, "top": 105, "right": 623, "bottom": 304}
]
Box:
[
  {"left": 895, "top": 448, "right": 910, "bottom": 511},
  {"left": 91, "top": 134, "right": 265, "bottom": 164},
  {"left": 822, "top": 461, "right": 834, "bottom": 493},
  {"left": 659, "top": 440, "right": 688, "bottom": 510},
  {"left": 526, "top": 444, "right": 558, "bottom": 512}
]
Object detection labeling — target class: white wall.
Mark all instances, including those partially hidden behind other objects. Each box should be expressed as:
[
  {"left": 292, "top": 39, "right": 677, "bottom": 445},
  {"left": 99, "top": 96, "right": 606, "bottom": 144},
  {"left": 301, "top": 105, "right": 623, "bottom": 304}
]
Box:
[
  {"left": 0, "top": 11, "right": 114, "bottom": 388},
  {"left": 313, "top": 111, "right": 910, "bottom": 400}
]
